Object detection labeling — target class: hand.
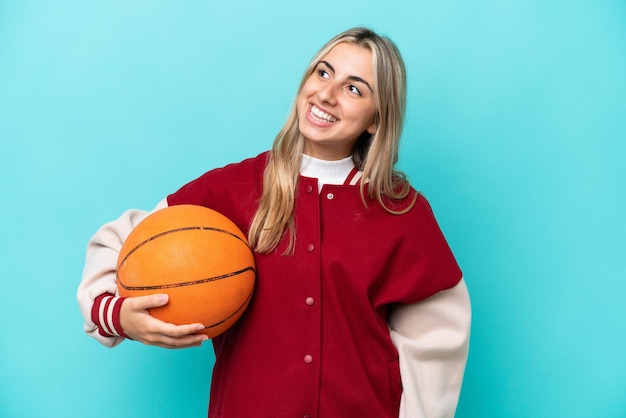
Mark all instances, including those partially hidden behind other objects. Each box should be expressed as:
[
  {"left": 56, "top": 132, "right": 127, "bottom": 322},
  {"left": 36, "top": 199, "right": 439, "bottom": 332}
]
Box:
[{"left": 120, "top": 294, "right": 208, "bottom": 349}]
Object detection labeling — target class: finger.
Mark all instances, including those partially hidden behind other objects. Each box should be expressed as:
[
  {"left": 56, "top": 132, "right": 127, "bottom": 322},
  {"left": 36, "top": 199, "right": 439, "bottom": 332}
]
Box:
[
  {"left": 157, "top": 322, "right": 207, "bottom": 338},
  {"left": 145, "top": 331, "right": 209, "bottom": 349},
  {"left": 130, "top": 293, "right": 169, "bottom": 311}
]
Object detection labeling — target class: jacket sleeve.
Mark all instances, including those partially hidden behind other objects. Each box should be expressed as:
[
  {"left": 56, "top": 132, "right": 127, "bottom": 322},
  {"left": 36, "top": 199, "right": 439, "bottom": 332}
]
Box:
[
  {"left": 76, "top": 199, "right": 168, "bottom": 347},
  {"left": 389, "top": 278, "right": 471, "bottom": 418}
]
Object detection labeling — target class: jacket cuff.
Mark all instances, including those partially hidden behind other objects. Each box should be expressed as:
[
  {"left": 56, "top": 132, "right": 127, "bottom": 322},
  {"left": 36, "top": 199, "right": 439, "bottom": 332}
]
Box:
[{"left": 91, "top": 293, "right": 130, "bottom": 339}]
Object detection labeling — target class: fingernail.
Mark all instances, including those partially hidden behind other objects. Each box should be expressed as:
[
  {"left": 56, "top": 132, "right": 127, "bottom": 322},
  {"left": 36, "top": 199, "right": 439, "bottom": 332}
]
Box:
[{"left": 197, "top": 325, "right": 205, "bottom": 332}]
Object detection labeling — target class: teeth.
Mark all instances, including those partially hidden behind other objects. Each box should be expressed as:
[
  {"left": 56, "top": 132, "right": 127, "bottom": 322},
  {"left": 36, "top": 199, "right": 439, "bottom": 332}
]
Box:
[{"left": 311, "top": 105, "right": 337, "bottom": 123}]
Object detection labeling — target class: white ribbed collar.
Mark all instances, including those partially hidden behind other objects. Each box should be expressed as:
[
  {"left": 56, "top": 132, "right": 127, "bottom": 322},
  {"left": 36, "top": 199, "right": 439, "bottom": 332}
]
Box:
[{"left": 300, "top": 154, "right": 355, "bottom": 192}]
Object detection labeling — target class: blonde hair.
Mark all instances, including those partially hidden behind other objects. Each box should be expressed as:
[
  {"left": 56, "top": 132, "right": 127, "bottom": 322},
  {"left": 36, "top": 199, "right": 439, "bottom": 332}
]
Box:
[{"left": 249, "top": 27, "right": 414, "bottom": 254}]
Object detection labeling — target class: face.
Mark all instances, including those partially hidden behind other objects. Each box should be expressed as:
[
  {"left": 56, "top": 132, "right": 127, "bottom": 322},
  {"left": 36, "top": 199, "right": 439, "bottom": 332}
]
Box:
[{"left": 297, "top": 42, "right": 378, "bottom": 160}]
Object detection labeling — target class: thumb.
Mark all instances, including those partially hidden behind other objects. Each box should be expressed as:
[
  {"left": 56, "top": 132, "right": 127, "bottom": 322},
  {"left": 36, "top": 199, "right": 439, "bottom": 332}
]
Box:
[{"left": 133, "top": 293, "right": 169, "bottom": 310}]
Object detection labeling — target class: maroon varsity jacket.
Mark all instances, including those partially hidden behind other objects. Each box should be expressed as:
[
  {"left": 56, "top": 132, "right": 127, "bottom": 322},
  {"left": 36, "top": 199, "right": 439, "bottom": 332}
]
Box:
[{"left": 167, "top": 152, "right": 462, "bottom": 418}]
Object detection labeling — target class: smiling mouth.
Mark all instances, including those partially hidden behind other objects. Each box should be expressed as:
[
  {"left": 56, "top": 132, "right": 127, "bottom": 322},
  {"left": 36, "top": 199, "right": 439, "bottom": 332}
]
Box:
[{"left": 310, "top": 104, "right": 338, "bottom": 123}]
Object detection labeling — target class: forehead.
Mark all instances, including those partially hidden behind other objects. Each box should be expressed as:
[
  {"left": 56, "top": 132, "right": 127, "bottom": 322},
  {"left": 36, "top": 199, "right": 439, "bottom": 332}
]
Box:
[{"left": 320, "top": 42, "right": 374, "bottom": 80}]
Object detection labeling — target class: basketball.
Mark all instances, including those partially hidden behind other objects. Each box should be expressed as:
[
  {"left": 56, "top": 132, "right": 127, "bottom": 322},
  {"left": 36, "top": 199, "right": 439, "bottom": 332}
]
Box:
[{"left": 116, "top": 204, "right": 256, "bottom": 338}]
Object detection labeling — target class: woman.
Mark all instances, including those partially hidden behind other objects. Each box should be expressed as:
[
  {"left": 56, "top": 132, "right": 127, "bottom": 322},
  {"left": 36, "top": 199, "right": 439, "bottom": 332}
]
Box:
[{"left": 78, "top": 27, "right": 471, "bottom": 418}]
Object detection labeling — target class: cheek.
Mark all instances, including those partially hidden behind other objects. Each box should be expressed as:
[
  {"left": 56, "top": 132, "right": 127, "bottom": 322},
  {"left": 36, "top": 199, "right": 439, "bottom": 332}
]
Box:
[
  {"left": 364, "top": 101, "right": 378, "bottom": 124},
  {"left": 349, "top": 103, "right": 377, "bottom": 128},
  {"left": 297, "top": 84, "right": 314, "bottom": 110},
  {"left": 300, "top": 74, "right": 317, "bottom": 94}
]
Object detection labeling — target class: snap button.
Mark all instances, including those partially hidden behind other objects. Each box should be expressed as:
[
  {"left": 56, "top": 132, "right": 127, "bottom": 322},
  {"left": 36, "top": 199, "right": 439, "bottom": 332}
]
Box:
[
  {"left": 306, "top": 185, "right": 314, "bottom": 194},
  {"left": 306, "top": 243, "right": 315, "bottom": 252},
  {"left": 305, "top": 297, "right": 315, "bottom": 306},
  {"left": 304, "top": 355, "right": 313, "bottom": 364},
  {"left": 326, "top": 192, "right": 334, "bottom": 200}
]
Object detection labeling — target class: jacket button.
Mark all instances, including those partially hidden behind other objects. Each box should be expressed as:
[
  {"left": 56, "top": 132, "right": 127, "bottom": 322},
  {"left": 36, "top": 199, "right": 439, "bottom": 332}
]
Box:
[
  {"left": 306, "top": 243, "right": 315, "bottom": 252},
  {"left": 304, "top": 355, "right": 313, "bottom": 364},
  {"left": 306, "top": 185, "right": 314, "bottom": 194},
  {"left": 305, "top": 297, "right": 315, "bottom": 306},
  {"left": 326, "top": 192, "right": 334, "bottom": 200},
  {"left": 304, "top": 415, "right": 313, "bottom": 418}
]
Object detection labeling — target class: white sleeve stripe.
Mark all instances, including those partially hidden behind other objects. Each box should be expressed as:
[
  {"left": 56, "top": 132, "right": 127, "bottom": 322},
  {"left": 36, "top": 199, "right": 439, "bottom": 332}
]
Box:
[
  {"left": 106, "top": 297, "right": 116, "bottom": 336},
  {"left": 108, "top": 297, "right": 124, "bottom": 336},
  {"left": 99, "top": 295, "right": 114, "bottom": 336}
]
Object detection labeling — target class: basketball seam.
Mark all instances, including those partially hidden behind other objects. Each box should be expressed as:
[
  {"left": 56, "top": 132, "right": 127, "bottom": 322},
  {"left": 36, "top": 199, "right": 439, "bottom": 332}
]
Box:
[
  {"left": 204, "top": 287, "right": 254, "bottom": 330},
  {"left": 117, "top": 266, "right": 256, "bottom": 290},
  {"left": 117, "top": 226, "right": 250, "bottom": 270}
]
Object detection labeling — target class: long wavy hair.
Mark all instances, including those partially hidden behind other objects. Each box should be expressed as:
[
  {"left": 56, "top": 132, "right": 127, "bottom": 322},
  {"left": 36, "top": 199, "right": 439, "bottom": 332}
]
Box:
[{"left": 248, "top": 27, "right": 414, "bottom": 254}]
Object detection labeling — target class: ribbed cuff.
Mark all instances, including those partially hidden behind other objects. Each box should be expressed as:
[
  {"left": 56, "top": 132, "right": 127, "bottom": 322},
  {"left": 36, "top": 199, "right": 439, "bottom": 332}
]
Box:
[{"left": 92, "top": 293, "right": 130, "bottom": 339}]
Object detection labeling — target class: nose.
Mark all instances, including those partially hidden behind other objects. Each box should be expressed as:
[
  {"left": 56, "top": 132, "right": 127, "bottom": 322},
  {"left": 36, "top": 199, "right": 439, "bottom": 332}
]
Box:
[{"left": 317, "top": 82, "right": 337, "bottom": 105}]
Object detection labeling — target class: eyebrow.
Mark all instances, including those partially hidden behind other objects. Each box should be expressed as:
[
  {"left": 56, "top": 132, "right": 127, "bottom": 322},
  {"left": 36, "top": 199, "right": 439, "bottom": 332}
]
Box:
[{"left": 319, "top": 60, "right": 374, "bottom": 93}]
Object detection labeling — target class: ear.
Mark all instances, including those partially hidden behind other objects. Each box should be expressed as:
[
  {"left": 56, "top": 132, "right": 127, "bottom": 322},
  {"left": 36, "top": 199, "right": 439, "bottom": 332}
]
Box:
[{"left": 366, "top": 122, "right": 378, "bottom": 135}]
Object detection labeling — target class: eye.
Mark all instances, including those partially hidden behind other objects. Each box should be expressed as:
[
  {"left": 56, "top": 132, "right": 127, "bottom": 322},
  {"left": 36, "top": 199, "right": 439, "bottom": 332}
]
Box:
[
  {"left": 348, "top": 85, "right": 362, "bottom": 96},
  {"left": 318, "top": 69, "right": 330, "bottom": 79}
]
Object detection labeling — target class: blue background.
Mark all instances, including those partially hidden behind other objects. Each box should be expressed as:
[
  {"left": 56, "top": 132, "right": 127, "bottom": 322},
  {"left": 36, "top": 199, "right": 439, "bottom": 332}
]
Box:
[{"left": 1, "top": 1, "right": 624, "bottom": 417}]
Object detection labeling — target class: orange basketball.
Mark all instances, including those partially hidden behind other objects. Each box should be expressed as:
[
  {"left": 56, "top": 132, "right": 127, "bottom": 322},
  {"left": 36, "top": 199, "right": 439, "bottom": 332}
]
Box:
[{"left": 116, "top": 204, "right": 255, "bottom": 338}]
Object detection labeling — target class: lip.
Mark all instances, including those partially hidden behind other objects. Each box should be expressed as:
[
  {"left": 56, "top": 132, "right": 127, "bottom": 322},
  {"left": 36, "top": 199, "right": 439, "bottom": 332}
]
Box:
[{"left": 306, "top": 103, "right": 339, "bottom": 127}]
